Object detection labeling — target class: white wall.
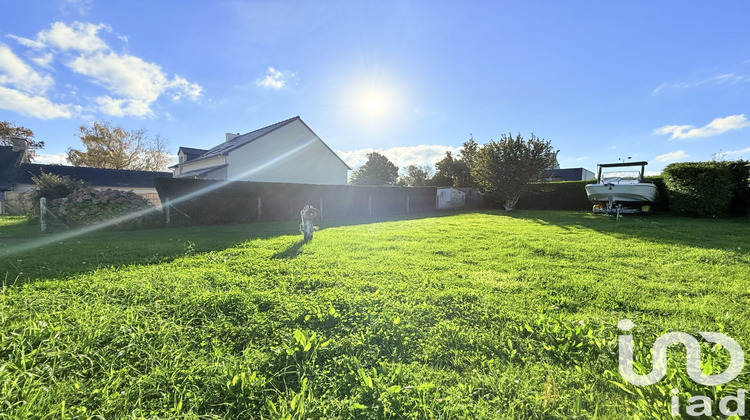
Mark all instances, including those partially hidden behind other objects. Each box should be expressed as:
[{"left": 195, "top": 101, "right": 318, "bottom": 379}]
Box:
[
  {"left": 226, "top": 119, "right": 349, "bottom": 185},
  {"left": 175, "top": 155, "right": 226, "bottom": 176}
]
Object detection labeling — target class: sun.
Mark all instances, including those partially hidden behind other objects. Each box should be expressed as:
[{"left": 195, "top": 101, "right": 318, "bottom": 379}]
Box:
[{"left": 362, "top": 92, "right": 386, "bottom": 115}]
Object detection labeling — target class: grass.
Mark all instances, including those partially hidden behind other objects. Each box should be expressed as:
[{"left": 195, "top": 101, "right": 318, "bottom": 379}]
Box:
[{"left": 1, "top": 210, "right": 749, "bottom": 419}]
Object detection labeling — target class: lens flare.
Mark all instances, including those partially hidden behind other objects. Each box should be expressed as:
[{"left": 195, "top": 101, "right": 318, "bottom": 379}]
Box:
[{"left": 3, "top": 137, "right": 319, "bottom": 259}]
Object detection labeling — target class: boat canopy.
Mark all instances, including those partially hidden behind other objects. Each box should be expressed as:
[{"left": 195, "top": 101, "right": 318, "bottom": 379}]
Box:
[{"left": 596, "top": 161, "right": 648, "bottom": 183}]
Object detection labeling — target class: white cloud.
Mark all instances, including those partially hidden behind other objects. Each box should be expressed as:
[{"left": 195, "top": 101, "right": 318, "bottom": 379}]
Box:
[
  {"left": 336, "top": 145, "right": 461, "bottom": 170},
  {"left": 653, "top": 73, "right": 750, "bottom": 95},
  {"left": 68, "top": 51, "right": 203, "bottom": 116},
  {"left": 95, "top": 96, "right": 153, "bottom": 118},
  {"left": 4, "top": 21, "right": 203, "bottom": 119},
  {"left": 0, "top": 86, "right": 77, "bottom": 119},
  {"left": 724, "top": 146, "right": 750, "bottom": 156},
  {"left": 654, "top": 150, "right": 689, "bottom": 163},
  {"left": 62, "top": 0, "right": 94, "bottom": 15},
  {"left": 33, "top": 152, "right": 70, "bottom": 165},
  {"left": 0, "top": 44, "right": 54, "bottom": 94},
  {"left": 36, "top": 22, "right": 110, "bottom": 52},
  {"left": 255, "top": 67, "right": 294, "bottom": 90},
  {"left": 653, "top": 114, "right": 750, "bottom": 140}
]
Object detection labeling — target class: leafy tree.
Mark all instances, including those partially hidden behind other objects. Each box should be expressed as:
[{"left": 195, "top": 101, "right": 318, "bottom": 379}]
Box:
[
  {"left": 398, "top": 164, "right": 432, "bottom": 187},
  {"left": 473, "top": 133, "right": 558, "bottom": 212},
  {"left": 431, "top": 151, "right": 454, "bottom": 186},
  {"left": 67, "top": 121, "right": 170, "bottom": 171},
  {"left": 0, "top": 121, "right": 44, "bottom": 162},
  {"left": 459, "top": 136, "right": 479, "bottom": 171},
  {"left": 349, "top": 152, "right": 399, "bottom": 185},
  {"left": 432, "top": 137, "right": 477, "bottom": 188}
]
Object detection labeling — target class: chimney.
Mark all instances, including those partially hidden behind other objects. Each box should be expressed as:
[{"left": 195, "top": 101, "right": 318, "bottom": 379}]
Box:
[
  {"left": 10, "top": 137, "right": 30, "bottom": 164},
  {"left": 10, "top": 137, "right": 28, "bottom": 152},
  {"left": 225, "top": 132, "right": 241, "bottom": 142}
]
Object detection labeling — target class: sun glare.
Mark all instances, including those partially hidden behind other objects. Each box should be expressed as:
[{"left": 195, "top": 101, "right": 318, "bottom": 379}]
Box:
[{"left": 363, "top": 93, "right": 385, "bottom": 115}]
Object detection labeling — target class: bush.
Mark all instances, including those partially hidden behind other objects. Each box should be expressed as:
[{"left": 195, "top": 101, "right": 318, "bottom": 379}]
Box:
[
  {"left": 27, "top": 171, "right": 86, "bottom": 218},
  {"left": 54, "top": 187, "right": 155, "bottom": 228},
  {"left": 662, "top": 161, "right": 749, "bottom": 217},
  {"left": 643, "top": 176, "right": 669, "bottom": 212}
]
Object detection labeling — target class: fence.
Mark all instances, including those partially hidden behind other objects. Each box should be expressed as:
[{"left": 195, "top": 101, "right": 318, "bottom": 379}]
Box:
[
  {"left": 154, "top": 178, "right": 437, "bottom": 225},
  {"left": 0, "top": 191, "right": 32, "bottom": 215}
]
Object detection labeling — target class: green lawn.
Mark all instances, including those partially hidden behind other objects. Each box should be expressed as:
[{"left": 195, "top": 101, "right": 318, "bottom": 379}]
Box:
[{"left": 1, "top": 211, "right": 749, "bottom": 419}]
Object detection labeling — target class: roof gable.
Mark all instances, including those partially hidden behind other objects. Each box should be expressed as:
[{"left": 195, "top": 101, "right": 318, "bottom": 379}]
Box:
[
  {"left": 182, "top": 116, "right": 351, "bottom": 170},
  {"left": 199, "top": 116, "right": 300, "bottom": 160}
]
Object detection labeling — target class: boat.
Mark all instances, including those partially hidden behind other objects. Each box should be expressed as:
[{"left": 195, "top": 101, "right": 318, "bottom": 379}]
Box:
[{"left": 585, "top": 161, "right": 657, "bottom": 214}]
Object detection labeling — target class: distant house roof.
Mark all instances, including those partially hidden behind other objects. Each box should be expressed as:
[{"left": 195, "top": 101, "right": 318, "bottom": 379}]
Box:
[
  {"left": 177, "top": 164, "right": 227, "bottom": 178},
  {"left": 548, "top": 167, "right": 595, "bottom": 181},
  {"left": 1, "top": 163, "right": 171, "bottom": 191},
  {"left": 0, "top": 146, "right": 22, "bottom": 171},
  {"left": 178, "top": 147, "right": 208, "bottom": 161},
  {"left": 178, "top": 116, "right": 351, "bottom": 170}
]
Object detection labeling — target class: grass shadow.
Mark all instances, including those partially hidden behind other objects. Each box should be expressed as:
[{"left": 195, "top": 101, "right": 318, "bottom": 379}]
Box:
[
  {"left": 1, "top": 211, "right": 461, "bottom": 285},
  {"left": 271, "top": 239, "right": 307, "bottom": 259},
  {"left": 499, "top": 209, "right": 750, "bottom": 253}
]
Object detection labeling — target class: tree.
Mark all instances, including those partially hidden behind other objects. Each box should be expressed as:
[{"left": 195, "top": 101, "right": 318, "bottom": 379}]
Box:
[
  {"left": 432, "top": 151, "right": 458, "bottom": 186},
  {"left": 431, "top": 137, "right": 477, "bottom": 188},
  {"left": 0, "top": 121, "right": 44, "bottom": 162},
  {"left": 349, "top": 152, "right": 399, "bottom": 185},
  {"left": 458, "top": 135, "right": 479, "bottom": 187},
  {"left": 398, "top": 164, "right": 432, "bottom": 187},
  {"left": 473, "top": 133, "right": 558, "bottom": 212},
  {"left": 67, "top": 121, "right": 170, "bottom": 171}
]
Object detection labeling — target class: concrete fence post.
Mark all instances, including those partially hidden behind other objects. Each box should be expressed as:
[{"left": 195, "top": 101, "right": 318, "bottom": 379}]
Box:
[
  {"left": 257, "top": 196, "right": 262, "bottom": 221},
  {"left": 165, "top": 197, "right": 171, "bottom": 225},
  {"left": 368, "top": 195, "right": 372, "bottom": 217},
  {"left": 40, "top": 197, "right": 47, "bottom": 232}
]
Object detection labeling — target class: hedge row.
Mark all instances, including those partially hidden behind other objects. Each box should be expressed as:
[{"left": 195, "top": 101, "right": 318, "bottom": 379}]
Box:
[
  {"left": 663, "top": 160, "right": 749, "bottom": 217},
  {"left": 154, "top": 178, "right": 437, "bottom": 225},
  {"left": 513, "top": 161, "right": 748, "bottom": 217}
]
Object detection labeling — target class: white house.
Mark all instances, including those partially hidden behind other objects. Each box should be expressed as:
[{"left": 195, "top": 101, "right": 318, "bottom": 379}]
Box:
[{"left": 171, "top": 116, "right": 350, "bottom": 185}]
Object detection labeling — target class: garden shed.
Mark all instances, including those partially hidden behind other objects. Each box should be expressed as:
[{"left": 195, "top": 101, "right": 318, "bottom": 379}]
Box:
[{"left": 436, "top": 187, "right": 465, "bottom": 209}]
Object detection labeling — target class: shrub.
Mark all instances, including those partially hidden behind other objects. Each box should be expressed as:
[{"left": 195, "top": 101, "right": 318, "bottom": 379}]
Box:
[
  {"left": 27, "top": 171, "right": 86, "bottom": 218},
  {"left": 643, "top": 176, "right": 669, "bottom": 212},
  {"left": 55, "top": 187, "right": 154, "bottom": 228},
  {"left": 662, "top": 161, "right": 749, "bottom": 217}
]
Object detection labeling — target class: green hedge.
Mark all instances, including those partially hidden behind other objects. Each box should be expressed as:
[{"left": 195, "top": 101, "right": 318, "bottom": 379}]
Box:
[
  {"left": 515, "top": 178, "right": 670, "bottom": 212},
  {"left": 644, "top": 176, "right": 669, "bottom": 212},
  {"left": 663, "top": 161, "right": 749, "bottom": 217}
]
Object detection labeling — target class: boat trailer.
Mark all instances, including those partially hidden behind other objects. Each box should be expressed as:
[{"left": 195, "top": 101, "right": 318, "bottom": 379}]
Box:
[{"left": 591, "top": 197, "right": 651, "bottom": 215}]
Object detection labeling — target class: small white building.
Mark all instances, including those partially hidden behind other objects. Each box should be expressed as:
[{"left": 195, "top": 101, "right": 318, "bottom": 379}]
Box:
[
  {"left": 171, "top": 116, "right": 350, "bottom": 185},
  {"left": 436, "top": 187, "right": 465, "bottom": 209}
]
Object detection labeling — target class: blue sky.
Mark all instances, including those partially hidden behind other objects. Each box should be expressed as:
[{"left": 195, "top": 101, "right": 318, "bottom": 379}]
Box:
[{"left": 2, "top": 0, "right": 750, "bottom": 174}]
